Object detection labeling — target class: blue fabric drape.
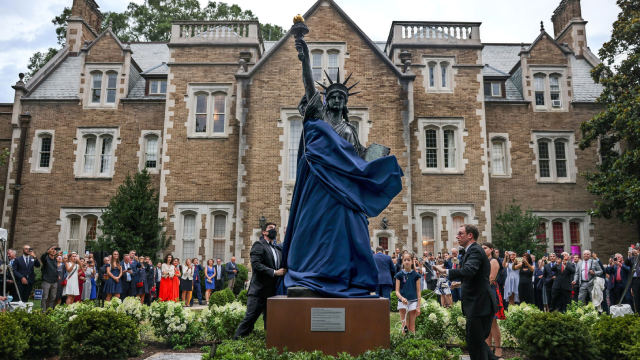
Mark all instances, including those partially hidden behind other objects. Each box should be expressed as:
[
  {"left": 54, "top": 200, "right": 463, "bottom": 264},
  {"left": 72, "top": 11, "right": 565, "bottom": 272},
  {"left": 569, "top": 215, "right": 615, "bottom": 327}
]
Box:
[{"left": 279, "top": 118, "right": 403, "bottom": 298}]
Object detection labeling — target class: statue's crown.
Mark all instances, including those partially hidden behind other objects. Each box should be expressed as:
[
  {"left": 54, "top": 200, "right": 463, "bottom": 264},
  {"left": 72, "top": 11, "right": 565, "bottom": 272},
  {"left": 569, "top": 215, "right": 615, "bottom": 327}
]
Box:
[{"left": 316, "top": 69, "right": 360, "bottom": 99}]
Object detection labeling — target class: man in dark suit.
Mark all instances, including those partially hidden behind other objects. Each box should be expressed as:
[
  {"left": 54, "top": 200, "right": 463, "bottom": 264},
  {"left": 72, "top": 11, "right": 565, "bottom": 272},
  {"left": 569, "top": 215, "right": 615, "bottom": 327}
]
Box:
[
  {"left": 551, "top": 252, "right": 575, "bottom": 312},
  {"left": 213, "top": 258, "right": 227, "bottom": 292},
  {"left": 434, "top": 224, "right": 498, "bottom": 360},
  {"left": 154, "top": 262, "right": 162, "bottom": 302},
  {"left": 190, "top": 258, "right": 204, "bottom": 306},
  {"left": 120, "top": 254, "right": 140, "bottom": 299},
  {"left": 626, "top": 249, "right": 639, "bottom": 313},
  {"left": 542, "top": 253, "right": 556, "bottom": 311},
  {"left": 98, "top": 256, "right": 110, "bottom": 300},
  {"left": 226, "top": 256, "right": 239, "bottom": 290},
  {"left": 373, "top": 246, "right": 395, "bottom": 299},
  {"left": 607, "top": 253, "right": 630, "bottom": 306},
  {"left": 12, "top": 245, "right": 41, "bottom": 301},
  {"left": 234, "top": 222, "right": 286, "bottom": 339}
]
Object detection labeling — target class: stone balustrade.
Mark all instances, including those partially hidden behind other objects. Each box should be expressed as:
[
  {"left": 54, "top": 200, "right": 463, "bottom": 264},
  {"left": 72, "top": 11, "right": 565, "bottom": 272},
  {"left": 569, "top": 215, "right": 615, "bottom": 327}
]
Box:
[
  {"left": 170, "top": 20, "right": 261, "bottom": 44},
  {"left": 386, "top": 21, "right": 482, "bottom": 53}
]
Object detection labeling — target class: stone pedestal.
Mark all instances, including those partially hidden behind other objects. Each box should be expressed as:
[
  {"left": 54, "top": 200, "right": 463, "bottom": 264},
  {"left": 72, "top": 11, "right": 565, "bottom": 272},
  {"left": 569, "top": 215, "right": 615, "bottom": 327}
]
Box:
[{"left": 266, "top": 296, "right": 390, "bottom": 357}]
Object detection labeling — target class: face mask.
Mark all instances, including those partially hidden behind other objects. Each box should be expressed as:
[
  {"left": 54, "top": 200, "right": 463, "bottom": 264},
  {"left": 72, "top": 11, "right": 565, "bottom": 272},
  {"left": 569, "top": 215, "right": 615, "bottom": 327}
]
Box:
[{"left": 267, "top": 229, "right": 277, "bottom": 240}]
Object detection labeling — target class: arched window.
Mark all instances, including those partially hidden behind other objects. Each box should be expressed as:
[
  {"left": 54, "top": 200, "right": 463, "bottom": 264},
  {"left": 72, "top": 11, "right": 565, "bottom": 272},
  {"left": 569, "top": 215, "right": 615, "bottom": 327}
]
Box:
[
  {"left": 182, "top": 214, "right": 196, "bottom": 259},
  {"left": 422, "top": 216, "right": 435, "bottom": 254},
  {"left": 99, "top": 136, "right": 113, "bottom": 174},
  {"left": 451, "top": 216, "right": 465, "bottom": 250},
  {"left": 83, "top": 136, "right": 97, "bottom": 174},
  {"left": 570, "top": 221, "right": 581, "bottom": 254},
  {"left": 212, "top": 93, "right": 226, "bottom": 133},
  {"left": 443, "top": 129, "right": 456, "bottom": 168},
  {"left": 212, "top": 213, "right": 227, "bottom": 261},
  {"left": 428, "top": 62, "right": 436, "bottom": 88},
  {"left": 106, "top": 72, "right": 117, "bottom": 103},
  {"left": 195, "top": 93, "right": 208, "bottom": 133},
  {"left": 550, "top": 76, "right": 561, "bottom": 107},
  {"left": 312, "top": 52, "right": 323, "bottom": 81},
  {"left": 91, "top": 72, "right": 102, "bottom": 103},
  {"left": 536, "top": 222, "right": 547, "bottom": 241},
  {"left": 145, "top": 135, "right": 159, "bottom": 168},
  {"left": 68, "top": 216, "right": 81, "bottom": 253},
  {"left": 38, "top": 134, "right": 52, "bottom": 169},
  {"left": 552, "top": 221, "right": 564, "bottom": 253},
  {"left": 85, "top": 216, "right": 98, "bottom": 242},
  {"left": 534, "top": 75, "right": 546, "bottom": 106},
  {"left": 491, "top": 139, "right": 506, "bottom": 175},
  {"left": 289, "top": 118, "right": 303, "bottom": 180},
  {"left": 328, "top": 52, "right": 339, "bottom": 81},
  {"left": 538, "top": 141, "right": 550, "bottom": 178},
  {"left": 440, "top": 62, "right": 449, "bottom": 88},
  {"left": 425, "top": 128, "right": 438, "bottom": 168}
]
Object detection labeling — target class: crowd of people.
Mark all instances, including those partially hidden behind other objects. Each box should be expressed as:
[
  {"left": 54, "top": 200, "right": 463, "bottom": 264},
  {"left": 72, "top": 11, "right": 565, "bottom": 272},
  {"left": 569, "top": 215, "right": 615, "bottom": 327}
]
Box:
[{"left": 0, "top": 244, "right": 243, "bottom": 312}]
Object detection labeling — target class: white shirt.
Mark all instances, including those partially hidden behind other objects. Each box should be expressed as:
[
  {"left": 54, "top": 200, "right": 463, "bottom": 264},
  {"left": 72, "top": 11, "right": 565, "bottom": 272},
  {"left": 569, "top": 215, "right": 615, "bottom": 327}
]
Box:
[
  {"left": 266, "top": 240, "right": 278, "bottom": 270},
  {"left": 216, "top": 265, "right": 221, "bottom": 279}
]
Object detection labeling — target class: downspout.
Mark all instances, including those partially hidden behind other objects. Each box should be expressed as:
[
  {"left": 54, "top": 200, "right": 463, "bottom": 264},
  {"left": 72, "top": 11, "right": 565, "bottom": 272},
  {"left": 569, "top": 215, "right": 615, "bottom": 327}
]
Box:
[
  {"left": 8, "top": 112, "right": 31, "bottom": 249},
  {"left": 401, "top": 64, "right": 415, "bottom": 252},
  {"left": 234, "top": 71, "right": 249, "bottom": 265}
]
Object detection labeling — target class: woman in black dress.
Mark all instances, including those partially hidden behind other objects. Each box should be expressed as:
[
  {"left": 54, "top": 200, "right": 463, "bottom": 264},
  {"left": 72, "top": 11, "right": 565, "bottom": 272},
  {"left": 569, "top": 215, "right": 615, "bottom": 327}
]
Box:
[{"left": 515, "top": 252, "right": 535, "bottom": 305}]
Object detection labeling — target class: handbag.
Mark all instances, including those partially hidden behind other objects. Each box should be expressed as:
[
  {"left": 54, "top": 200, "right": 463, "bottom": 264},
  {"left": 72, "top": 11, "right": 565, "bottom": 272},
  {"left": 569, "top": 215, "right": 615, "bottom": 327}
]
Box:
[
  {"left": 62, "top": 265, "right": 77, "bottom": 287},
  {"left": 136, "top": 282, "right": 144, "bottom": 288}
]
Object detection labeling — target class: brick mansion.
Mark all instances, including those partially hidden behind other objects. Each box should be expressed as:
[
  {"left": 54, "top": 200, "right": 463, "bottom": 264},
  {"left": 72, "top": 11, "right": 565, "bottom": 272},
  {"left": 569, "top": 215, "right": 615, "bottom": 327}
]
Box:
[{"left": 0, "top": 0, "right": 636, "bottom": 265}]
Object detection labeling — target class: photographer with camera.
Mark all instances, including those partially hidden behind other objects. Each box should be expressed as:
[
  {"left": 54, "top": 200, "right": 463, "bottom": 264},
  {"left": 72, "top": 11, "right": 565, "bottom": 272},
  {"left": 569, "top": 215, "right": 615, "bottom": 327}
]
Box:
[
  {"left": 12, "top": 245, "right": 41, "bottom": 302},
  {"left": 40, "top": 246, "right": 60, "bottom": 310}
]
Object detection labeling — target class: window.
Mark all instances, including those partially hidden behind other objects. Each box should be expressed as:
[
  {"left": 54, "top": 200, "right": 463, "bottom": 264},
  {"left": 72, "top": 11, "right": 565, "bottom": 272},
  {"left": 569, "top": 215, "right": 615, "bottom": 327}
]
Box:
[
  {"left": 553, "top": 222, "right": 564, "bottom": 253},
  {"left": 416, "top": 204, "right": 475, "bottom": 254},
  {"left": 85, "top": 216, "right": 98, "bottom": 242},
  {"left": 422, "top": 216, "right": 435, "bottom": 255},
  {"left": 534, "top": 75, "right": 545, "bottom": 106},
  {"left": 328, "top": 52, "right": 339, "bottom": 82},
  {"left": 570, "top": 221, "right": 581, "bottom": 254},
  {"left": 484, "top": 82, "right": 502, "bottom": 97},
  {"left": 106, "top": 73, "right": 117, "bottom": 103},
  {"left": 76, "top": 128, "right": 119, "bottom": 178},
  {"left": 550, "top": 76, "right": 561, "bottom": 107},
  {"left": 68, "top": 217, "right": 81, "bottom": 253},
  {"left": 212, "top": 214, "right": 227, "bottom": 262},
  {"left": 534, "top": 132, "right": 575, "bottom": 182},
  {"left": 492, "top": 140, "right": 505, "bottom": 175},
  {"left": 288, "top": 119, "right": 303, "bottom": 180},
  {"left": 84, "top": 137, "right": 97, "bottom": 173},
  {"left": 59, "top": 208, "right": 104, "bottom": 255},
  {"left": 422, "top": 57, "right": 455, "bottom": 92},
  {"left": 305, "top": 44, "right": 346, "bottom": 84},
  {"left": 378, "top": 237, "right": 389, "bottom": 253},
  {"left": 149, "top": 80, "right": 167, "bottom": 95},
  {"left": 598, "top": 137, "right": 621, "bottom": 164},
  {"left": 100, "top": 137, "right": 113, "bottom": 174},
  {"left": 451, "top": 216, "right": 464, "bottom": 250},
  {"left": 91, "top": 72, "right": 102, "bottom": 103},
  {"left": 182, "top": 214, "right": 196, "bottom": 260},
  {"left": 312, "top": 52, "right": 322, "bottom": 82},
  {"left": 145, "top": 136, "right": 158, "bottom": 169},
  {"left": 38, "top": 135, "right": 52, "bottom": 169},
  {"left": 417, "top": 118, "right": 464, "bottom": 174},
  {"left": 187, "top": 84, "right": 232, "bottom": 138},
  {"left": 537, "top": 223, "right": 547, "bottom": 241}
]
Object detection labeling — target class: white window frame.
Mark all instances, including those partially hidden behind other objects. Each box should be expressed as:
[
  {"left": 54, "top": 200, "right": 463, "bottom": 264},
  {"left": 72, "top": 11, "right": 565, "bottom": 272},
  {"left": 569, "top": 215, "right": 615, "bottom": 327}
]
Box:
[
  {"left": 138, "top": 130, "right": 162, "bottom": 173},
  {"left": 181, "top": 211, "right": 198, "bottom": 260},
  {"left": 306, "top": 42, "right": 348, "bottom": 85},
  {"left": 531, "top": 131, "right": 577, "bottom": 183},
  {"left": 74, "top": 127, "right": 120, "bottom": 179},
  {"left": 415, "top": 118, "right": 466, "bottom": 174},
  {"left": 171, "top": 202, "right": 235, "bottom": 263},
  {"left": 29, "top": 130, "right": 55, "bottom": 173},
  {"left": 534, "top": 211, "right": 592, "bottom": 254},
  {"left": 422, "top": 56, "right": 456, "bottom": 93},
  {"left": 345, "top": 107, "right": 370, "bottom": 146},
  {"left": 486, "top": 82, "right": 502, "bottom": 97},
  {"left": 370, "top": 229, "right": 396, "bottom": 255},
  {"left": 414, "top": 204, "right": 478, "bottom": 254},
  {"left": 529, "top": 67, "right": 569, "bottom": 112},
  {"left": 149, "top": 79, "right": 167, "bottom": 95},
  {"left": 57, "top": 207, "right": 104, "bottom": 256},
  {"left": 186, "top": 83, "right": 233, "bottom": 138},
  {"left": 83, "top": 65, "right": 123, "bottom": 109},
  {"left": 488, "top": 133, "right": 512, "bottom": 178}
]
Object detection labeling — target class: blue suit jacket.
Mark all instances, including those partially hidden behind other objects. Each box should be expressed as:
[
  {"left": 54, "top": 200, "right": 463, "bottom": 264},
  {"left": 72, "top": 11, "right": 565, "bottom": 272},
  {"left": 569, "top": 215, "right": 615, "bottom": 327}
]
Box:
[
  {"left": 193, "top": 264, "right": 203, "bottom": 281},
  {"left": 606, "top": 263, "right": 630, "bottom": 288},
  {"left": 12, "top": 255, "right": 41, "bottom": 284},
  {"left": 373, "top": 252, "right": 395, "bottom": 286},
  {"left": 225, "top": 262, "right": 238, "bottom": 280},
  {"left": 121, "top": 260, "right": 141, "bottom": 283}
]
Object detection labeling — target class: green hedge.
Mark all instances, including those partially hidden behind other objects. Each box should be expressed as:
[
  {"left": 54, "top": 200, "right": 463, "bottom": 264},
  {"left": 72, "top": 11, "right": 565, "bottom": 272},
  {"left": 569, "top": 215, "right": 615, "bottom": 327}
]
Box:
[
  {"left": 0, "top": 312, "right": 28, "bottom": 360},
  {"left": 591, "top": 314, "right": 640, "bottom": 360},
  {"left": 237, "top": 289, "right": 248, "bottom": 306},
  {"left": 10, "top": 309, "right": 60, "bottom": 359},
  {"left": 390, "top": 291, "right": 399, "bottom": 312},
  {"left": 209, "top": 288, "right": 236, "bottom": 308}
]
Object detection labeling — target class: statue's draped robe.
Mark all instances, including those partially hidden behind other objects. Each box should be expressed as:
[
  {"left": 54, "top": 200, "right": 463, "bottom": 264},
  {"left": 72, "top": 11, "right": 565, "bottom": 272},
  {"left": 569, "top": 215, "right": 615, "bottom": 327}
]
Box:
[{"left": 279, "top": 92, "right": 403, "bottom": 297}]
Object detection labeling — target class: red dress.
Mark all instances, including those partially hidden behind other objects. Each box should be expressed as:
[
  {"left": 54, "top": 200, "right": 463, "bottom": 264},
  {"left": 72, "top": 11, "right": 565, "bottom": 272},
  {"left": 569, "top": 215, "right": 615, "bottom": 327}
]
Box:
[
  {"left": 159, "top": 265, "right": 174, "bottom": 302},
  {"left": 172, "top": 268, "right": 181, "bottom": 301},
  {"left": 491, "top": 259, "right": 506, "bottom": 320},
  {"left": 75, "top": 269, "right": 85, "bottom": 302}
]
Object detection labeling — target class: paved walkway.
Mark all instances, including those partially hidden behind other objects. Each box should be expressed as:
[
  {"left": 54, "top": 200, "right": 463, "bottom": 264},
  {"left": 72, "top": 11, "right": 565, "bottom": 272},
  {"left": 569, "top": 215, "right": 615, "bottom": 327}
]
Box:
[{"left": 146, "top": 354, "right": 203, "bottom": 360}]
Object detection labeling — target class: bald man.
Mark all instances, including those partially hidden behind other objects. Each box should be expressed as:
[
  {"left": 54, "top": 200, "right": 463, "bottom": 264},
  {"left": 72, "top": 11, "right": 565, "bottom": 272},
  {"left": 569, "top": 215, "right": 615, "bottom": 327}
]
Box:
[{"left": 13, "top": 245, "right": 41, "bottom": 301}]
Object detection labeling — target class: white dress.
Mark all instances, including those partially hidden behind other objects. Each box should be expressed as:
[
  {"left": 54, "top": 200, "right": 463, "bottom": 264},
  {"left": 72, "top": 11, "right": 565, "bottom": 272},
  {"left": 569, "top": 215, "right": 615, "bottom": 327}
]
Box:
[
  {"left": 63, "top": 264, "right": 80, "bottom": 296},
  {"left": 435, "top": 275, "right": 451, "bottom": 295}
]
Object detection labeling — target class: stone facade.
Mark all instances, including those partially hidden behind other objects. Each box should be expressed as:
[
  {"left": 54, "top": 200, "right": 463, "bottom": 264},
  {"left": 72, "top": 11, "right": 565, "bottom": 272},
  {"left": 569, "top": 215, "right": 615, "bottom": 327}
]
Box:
[{"left": 1, "top": 0, "right": 637, "bottom": 264}]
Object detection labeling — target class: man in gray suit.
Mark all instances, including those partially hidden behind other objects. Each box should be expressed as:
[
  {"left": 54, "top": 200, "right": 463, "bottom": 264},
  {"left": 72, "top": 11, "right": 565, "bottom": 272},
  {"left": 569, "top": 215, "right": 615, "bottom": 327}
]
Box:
[{"left": 572, "top": 250, "right": 603, "bottom": 304}]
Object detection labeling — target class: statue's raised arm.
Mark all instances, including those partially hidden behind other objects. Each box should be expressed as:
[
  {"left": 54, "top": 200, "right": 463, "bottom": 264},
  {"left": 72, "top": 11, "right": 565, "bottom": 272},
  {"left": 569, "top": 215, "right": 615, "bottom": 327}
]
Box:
[{"left": 294, "top": 37, "right": 317, "bottom": 102}]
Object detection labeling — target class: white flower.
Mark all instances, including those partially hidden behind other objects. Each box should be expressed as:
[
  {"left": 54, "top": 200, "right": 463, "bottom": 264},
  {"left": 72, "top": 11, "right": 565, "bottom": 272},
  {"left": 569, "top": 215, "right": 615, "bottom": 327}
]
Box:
[
  {"left": 457, "top": 316, "right": 466, "bottom": 327},
  {"left": 69, "top": 315, "right": 77, "bottom": 322},
  {"left": 428, "top": 313, "right": 437, "bottom": 323}
]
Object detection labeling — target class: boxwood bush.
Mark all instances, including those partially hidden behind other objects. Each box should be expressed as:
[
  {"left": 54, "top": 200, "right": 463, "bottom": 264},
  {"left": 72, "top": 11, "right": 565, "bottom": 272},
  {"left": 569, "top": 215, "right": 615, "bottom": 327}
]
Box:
[
  {"left": 237, "top": 289, "right": 248, "bottom": 306},
  {"left": 390, "top": 291, "right": 399, "bottom": 312},
  {"left": 209, "top": 288, "right": 236, "bottom": 308},
  {"left": 10, "top": 309, "right": 60, "bottom": 359},
  {"left": 0, "top": 312, "right": 29, "bottom": 360},
  {"left": 60, "top": 309, "right": 141, "bottom": 359},
  {"left": 590, "top": 314, "right": 640, "bottom": 359},
  {"left": 516, "top": 311, "right": 598, "bottom": 360}
]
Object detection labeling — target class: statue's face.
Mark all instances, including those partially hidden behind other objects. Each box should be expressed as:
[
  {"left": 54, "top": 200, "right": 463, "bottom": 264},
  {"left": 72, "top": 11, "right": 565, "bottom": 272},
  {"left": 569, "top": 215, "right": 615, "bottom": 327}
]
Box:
[{"left": 326, "top": 92, "right": 346, "bottom": 111}]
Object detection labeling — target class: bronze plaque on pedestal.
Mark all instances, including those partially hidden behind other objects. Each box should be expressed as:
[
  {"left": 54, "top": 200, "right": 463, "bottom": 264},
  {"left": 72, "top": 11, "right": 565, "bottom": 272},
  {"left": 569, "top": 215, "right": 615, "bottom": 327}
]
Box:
[{"left": 266, "top": 296, "right": 390, "bottom": 357}]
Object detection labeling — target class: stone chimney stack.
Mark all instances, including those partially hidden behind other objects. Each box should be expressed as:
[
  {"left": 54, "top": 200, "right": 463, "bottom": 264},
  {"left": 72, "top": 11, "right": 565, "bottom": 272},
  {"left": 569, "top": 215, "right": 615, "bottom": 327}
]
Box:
[
  {"left": 66, "top": 0, "right": 103, "bottom": 54},
  {"left": 71, "top": 0, "right": 103, "bottom": 33},
  {"left": 551, "top": 0, "right": 587, "bottom": 57}
]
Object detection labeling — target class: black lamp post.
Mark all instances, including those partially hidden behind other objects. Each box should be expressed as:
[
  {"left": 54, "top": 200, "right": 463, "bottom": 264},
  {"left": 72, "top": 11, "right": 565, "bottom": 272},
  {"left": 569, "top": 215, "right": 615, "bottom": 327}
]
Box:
[
  {"left": 381, "top": 217, "right": 389, "bottom": 229},
  {"left": 259, "top": 216, "right": 266, "bottom": 229}
]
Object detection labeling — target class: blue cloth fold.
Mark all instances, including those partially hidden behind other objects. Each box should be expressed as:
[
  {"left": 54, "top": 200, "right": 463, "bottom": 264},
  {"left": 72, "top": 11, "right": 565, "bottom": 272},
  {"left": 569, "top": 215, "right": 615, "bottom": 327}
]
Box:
[{"left": 279, "top": 118, "right": 403, "bottom": 298}]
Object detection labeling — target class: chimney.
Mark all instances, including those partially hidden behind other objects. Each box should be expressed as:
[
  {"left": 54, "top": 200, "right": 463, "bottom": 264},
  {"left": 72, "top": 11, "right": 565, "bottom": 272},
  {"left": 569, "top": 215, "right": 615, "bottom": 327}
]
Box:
[
  {"left": 66, "top": 0, "right": 103, "bottom": 54},
  {"left": 551, "top": 0, "right": 587, "bottom": 56}
]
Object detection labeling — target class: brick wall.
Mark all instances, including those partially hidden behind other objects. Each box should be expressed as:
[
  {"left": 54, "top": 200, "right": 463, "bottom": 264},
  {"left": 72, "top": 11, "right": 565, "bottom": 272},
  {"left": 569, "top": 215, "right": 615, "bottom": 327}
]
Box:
[
  {"left": 85, "top": 33, "right": 124, "bottom": 63},
  {"left": 552, "top": 0, "right": 582, "bottom": 38},
  {"left": 72, "top": 0, "right": 102, "bottom": 34},
  {"left": 527, "top": 36, "right": 568, "bottom": 65}
]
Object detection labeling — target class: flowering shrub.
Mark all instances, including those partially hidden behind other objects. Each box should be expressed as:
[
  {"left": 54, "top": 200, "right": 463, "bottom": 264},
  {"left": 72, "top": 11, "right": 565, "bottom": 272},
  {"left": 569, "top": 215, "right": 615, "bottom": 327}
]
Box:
[
  {"left": 205, "top": 302, "right": 247, "bottom": 342},
  {"left": 447, "top": 301, "right": 466, "bottom": 344},
  {"left": 149, "top": 301, "right": 203, "bottom": 348},
  {"left": 499, "top": 302, "right": 541, "bottom": 347},
  {"left": 49, "top": 300, "right": 96, "bottom": 328},
  {"left": 115, "top": 297, "right": 148, "bottom": 323},
  {"left": 565, "top": 301, "right": 600, "bottom": 327},
  {"left": 415, "top": 299, "right": 450, "bottom": 345}
]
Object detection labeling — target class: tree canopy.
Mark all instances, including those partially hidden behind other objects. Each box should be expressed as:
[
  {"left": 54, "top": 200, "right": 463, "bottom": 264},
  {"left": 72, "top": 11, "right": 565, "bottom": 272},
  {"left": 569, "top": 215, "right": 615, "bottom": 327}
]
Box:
[
  {"left": 491, "top": 200, "right": 548, "bottom": 259},
  {"left": 27, "top": 1, "right": 285, "bottom": 76},
  {"left": 578, "top": 0, "right": 640, "bottom": 239}
]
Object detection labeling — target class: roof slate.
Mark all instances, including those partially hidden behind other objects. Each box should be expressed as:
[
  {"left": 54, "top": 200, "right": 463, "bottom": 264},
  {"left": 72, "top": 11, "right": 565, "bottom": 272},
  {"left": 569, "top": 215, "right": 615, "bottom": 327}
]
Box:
[
  {"left": 130, "top": 43, "right": 170, "bottom": 72},
  {"left": 482, "top": 65, "right": 510, "bottom": 77},
  {"left": 482, "top": 45, "right": 523, "bottom": 74},
  {"left": 28, "top": 56, "right": 81, "bottom": 99},
  {"left": 571, "top": 57, "right": 603, "bottom": 102}
]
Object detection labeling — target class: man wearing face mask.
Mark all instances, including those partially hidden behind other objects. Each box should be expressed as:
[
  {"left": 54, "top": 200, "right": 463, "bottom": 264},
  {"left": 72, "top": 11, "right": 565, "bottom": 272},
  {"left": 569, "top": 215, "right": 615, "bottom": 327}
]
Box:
[{"left": 234, "top": 222, "right": 286, "bottom": 339}]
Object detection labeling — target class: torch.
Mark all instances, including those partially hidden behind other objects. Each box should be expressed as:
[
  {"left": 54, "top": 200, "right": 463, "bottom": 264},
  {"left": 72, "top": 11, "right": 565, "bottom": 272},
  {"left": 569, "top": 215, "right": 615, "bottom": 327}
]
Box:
[{"left": 291, "top": 14, "right": 309, "bottom": 61}]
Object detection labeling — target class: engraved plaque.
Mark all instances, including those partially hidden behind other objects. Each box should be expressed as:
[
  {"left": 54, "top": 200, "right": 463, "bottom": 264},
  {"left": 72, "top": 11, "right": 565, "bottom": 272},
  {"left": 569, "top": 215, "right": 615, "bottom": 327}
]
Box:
[{"left": 311, "top": 308, "right": 345, "bottom": 332}]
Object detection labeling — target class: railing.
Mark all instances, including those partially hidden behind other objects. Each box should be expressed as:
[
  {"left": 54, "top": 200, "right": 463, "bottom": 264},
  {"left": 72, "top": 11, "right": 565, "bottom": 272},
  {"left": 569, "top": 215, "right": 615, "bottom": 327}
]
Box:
[
  {"left": 171, "top": 21, "right": 261, "bottom": 44},
  {"left": 386, "top": 21, "right": 482, "bottom": 53}
]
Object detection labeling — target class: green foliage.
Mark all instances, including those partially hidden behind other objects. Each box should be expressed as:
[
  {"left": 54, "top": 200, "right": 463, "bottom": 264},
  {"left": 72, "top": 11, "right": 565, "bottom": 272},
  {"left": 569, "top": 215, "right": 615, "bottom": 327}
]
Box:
[
  {"left": 591, "top": 314, "right": 640, "bottom": 359},
  {"left": 53, "top": 7, "right": 72, "bottom": 46},
  {"left": 492, "top": 199, "right": 547, "bottom": 258},
  {"left": 446, "top": 301, "right": 466, "bottom": 345},
  {"left": 565, "top": 300, "right": 600, "bottom": 327},
  {"left": 60, "top": 309, "right": 141, "bottom": 359},
  {"left": 10, "top": 310, "right": 60, "bottom": 359},
  {"left": 149, "top": 300, "right": 203, "bottom": 348},
  {"left": 223, "top": 264, "right": 248, "bottom": 294},
  {"left": 204, "top": 301, "right": 246, "bottom": 341},
  {"left": 209, "top": 288, "right": 236, "bottom": 308},
  {"left": 93, "top": 169, "right": 170, "bottom": 260},
  {"left": 237, "top": 289, "right": 248, "bottom": 305},
  {"left": 49, "top": 300, "right": 97, "bottom": 328},
  {"left": 390, "top": 291, "right": 399, "bottom": 312},
  {"left": 414, "top": 300, "right": 450, "bottom": 345},
  {"left": 0, "top": 312, "right": 29, "bottom": 360},
  {"left": 578, "top": 0, "right": 640, "bottom": 233},
  {"left": 262, "top": 23, "right": 285, "bottom": 41},
  {"left": 498, "top": 303, "right": 542, "bottom": 347},
  {"left": 26, "top": 48, "right": 59, "bottom": 79},
  {"left": 516, "top": 312, "right": 598, "bottom": 360}
]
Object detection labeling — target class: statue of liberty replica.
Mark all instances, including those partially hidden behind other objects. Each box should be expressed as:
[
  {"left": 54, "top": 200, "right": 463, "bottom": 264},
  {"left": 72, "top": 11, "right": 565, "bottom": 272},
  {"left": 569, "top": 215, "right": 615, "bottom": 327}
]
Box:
[{"left": 279, "top": 16, "right": 403, "bottom": 298}]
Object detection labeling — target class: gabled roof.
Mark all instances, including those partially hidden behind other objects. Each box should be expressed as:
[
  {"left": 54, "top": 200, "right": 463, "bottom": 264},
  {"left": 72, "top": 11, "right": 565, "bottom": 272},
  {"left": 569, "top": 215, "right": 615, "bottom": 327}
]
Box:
[
  {"left": 236, "top": 0, "right": 414, "bottom": 81},
  {"left": 141, "top": 63, "right": 169, "bottom": 76},
  {"left": 82, "top": 26, "right": 131, "bottom": 55},
  {"left": 519, "top": 29, "right": 573, "bottom": 57}
]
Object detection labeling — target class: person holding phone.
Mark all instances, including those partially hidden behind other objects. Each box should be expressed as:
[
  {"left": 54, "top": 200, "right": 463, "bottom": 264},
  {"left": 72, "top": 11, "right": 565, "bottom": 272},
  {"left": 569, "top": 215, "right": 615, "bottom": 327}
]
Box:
[
  {"left": 62, "top": 253, "right": 80, "bottom": 305},
  {"left": 39, "top": 245, "right": 59, "bottom": 311},
  {"left": 503, "top": 251, "right": 520, "bottom": 306},
  {"left": 13, "top": 245, "right": 41, "bottom": 302}
]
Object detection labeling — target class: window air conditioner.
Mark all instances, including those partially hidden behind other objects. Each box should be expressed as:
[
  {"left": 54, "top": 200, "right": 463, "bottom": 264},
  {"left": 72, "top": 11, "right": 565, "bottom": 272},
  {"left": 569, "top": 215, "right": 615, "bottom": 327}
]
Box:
[{"left": 552, "top": 100, "right": 562, "bottom": 107}]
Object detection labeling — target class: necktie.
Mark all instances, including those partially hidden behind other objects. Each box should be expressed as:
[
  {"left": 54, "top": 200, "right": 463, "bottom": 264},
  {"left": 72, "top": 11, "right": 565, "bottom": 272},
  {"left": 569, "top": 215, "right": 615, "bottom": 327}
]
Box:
[
  {"left": 584, "top": 261, "right": 588, "bottom": 281},
  {"left": 616, "top": 267, "right": 622, "bottom": 282},
  {"left": 562, "top": 264, "right": 564, "bottom": 272}
]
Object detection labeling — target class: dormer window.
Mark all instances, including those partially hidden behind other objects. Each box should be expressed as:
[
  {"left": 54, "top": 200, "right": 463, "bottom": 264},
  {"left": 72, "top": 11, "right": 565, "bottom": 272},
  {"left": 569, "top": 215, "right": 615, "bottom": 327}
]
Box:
[
  {"left": 423, "top": 57, "right": 455, "bottom": 93},
  {"left": 85, "top": 68, "right": 120, "bottom": 108},
  {"left": 149, "top": 80, "right": 167, "bottom": 95},
  {"left": 530, "top": 69, "right": 567, "bottom": 111},
  {"left": 91, "top": 73, "right": 102, "bottom": 103},
  {"left": 484, "top": 82, "right": 503, "bottom": 97}
]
